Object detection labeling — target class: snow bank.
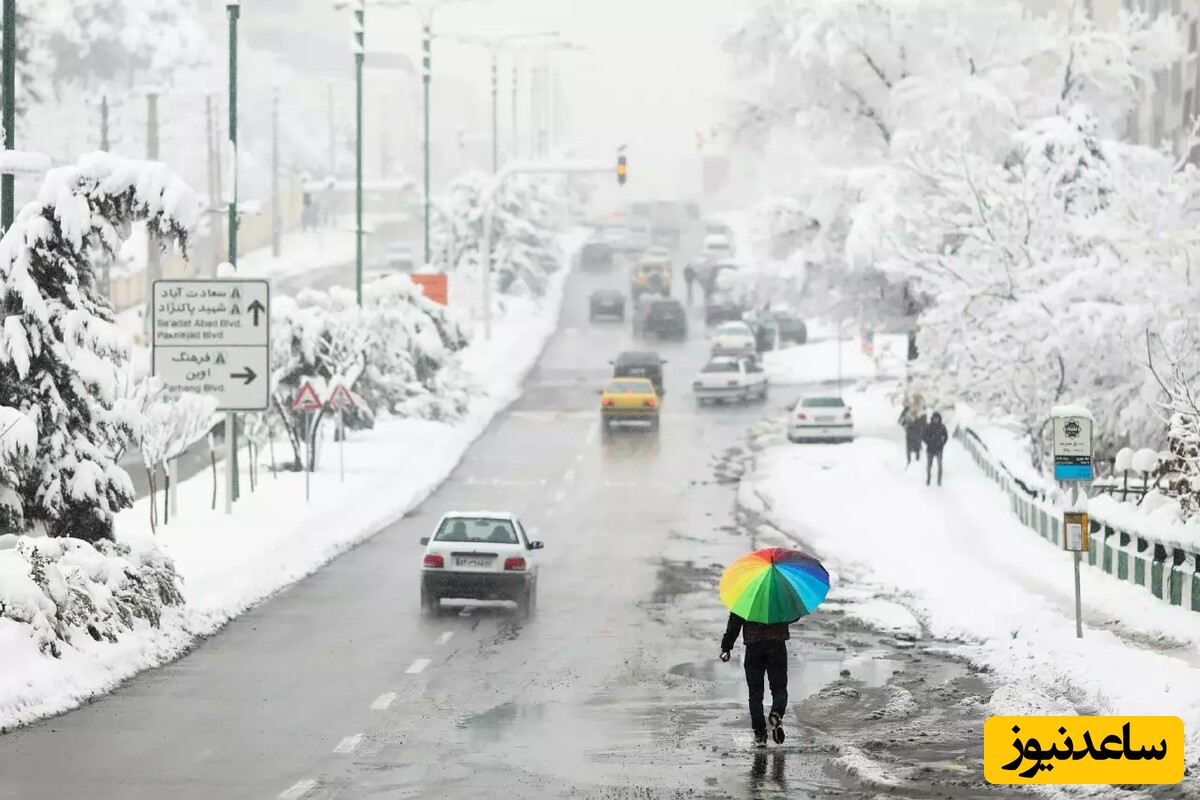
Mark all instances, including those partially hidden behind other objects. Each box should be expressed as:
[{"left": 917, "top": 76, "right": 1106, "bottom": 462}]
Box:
[
  {"left": 0, "top": 229, "right": 585, "bottom": 730},
  {"left": 751, "top": 386, "right": 1200, "bottom": 771},
  {"left": 763, "top": 332, "right": 907, "bottom": 386}
]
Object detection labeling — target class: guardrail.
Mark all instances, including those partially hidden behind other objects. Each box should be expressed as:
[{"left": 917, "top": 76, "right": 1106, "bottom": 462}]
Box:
[{"left": 956, "top": 427, "right": 1200, "bottom": 613}]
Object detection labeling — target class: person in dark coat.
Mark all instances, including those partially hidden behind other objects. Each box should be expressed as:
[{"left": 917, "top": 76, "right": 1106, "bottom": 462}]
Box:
[
  {"left": 900, "top": 405, "right": 926, "bottom": 466},
  {"left": 683, "top": 264, "right": 696, "bottom": 305},
  {"left": 923, "top": 411, "right": 949, "bottom": 486},
  {"left": 720, "top": 613, "right": 791, "bottom": 747}
]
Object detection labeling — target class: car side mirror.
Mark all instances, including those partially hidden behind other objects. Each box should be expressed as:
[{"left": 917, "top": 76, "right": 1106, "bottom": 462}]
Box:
[
  {"left": 529, "top": 540, "right": 544, "bottom": 550},
  {"left": 597, "top": 389, "right": 605, "bottom": 395},
  {"left": 419, "top": 537, "right": 430, "bottom": 545}
]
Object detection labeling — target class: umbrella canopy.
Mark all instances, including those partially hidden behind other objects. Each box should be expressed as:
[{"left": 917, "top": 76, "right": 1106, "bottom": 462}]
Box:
[{"left": 719, "top": 547, "right": 830, "bottom": 624}]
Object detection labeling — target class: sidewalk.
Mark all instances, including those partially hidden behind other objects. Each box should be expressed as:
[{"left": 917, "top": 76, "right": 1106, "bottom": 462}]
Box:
[{"left": 747, "top": 381, "right": 1200, "bottom": 771}]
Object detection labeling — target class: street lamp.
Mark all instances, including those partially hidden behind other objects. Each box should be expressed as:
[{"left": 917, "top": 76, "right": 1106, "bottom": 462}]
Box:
[
  {"left": 1, "top": 0, "right": 16, "bottom": 233},
  {"left": 332, "top": 0, "right": 367, "bottom": 306},
  {"left": 439, "top": 30, "right": 559, "bottom": 174},
  {"left": 506, "top": 40, "right": 585, "bottom": 160}
]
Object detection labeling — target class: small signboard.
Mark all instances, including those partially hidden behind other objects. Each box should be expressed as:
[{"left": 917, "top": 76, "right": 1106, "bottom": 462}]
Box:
[
  {"left": 327, "top": 384, "right": 355, "bottom": 410},
  {"left": 292, "top": 381, "right": 323, "bottom": 411},
  {"left": 1052, "top": 412, "right": 1094, "bottom": 481},
  {"left": 151, "top": 279, "right": 270, "bottom": 411},
  {"left": 1063, "top": 511, "right": 1089, "bottom": 552},
  {"left": 410, "top": 273, "right": 448, "bottom": 305}
]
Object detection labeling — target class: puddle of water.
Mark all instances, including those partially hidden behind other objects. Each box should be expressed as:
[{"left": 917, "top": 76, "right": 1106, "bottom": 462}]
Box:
[{"left": 668, "top": 648, "right": 917, "bottom": 705}]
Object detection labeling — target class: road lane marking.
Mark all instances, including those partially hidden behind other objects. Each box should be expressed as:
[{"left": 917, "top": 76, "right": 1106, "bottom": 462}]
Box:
[
  {"left": 333, "top": 734, "right": 363, "bottom": 754},
  {"left": 278, "top": 779, "right": 317, "bottom": 800},
  {"left": 575, "top": 453, "right": 584, "bottom": 463},
  {"left": 405, "top": 658, "right": 432, "bottom": 674},
  {"left": 370, "top": 692, "right": 396, "bottom": 710},
  {"left": 563, "top": 468, "right": 576, "bottom": 483},
  {"left": 585, "top": 422, "right": 599, "bottom": 445},
  {"left": 545, "top": 507, "right": 556, "bottom": 519},
  {"left": 553, "top": 488, "right": 566, "bottom": 503},
  {"left": 436, "top": 631, "right": 454, "bottom": 645}
]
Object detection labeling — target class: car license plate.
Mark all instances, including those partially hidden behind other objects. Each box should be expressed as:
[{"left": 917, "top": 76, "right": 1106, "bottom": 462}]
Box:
[
  {"left": 817, "top": 416, "right": 834, "bottom": 423},
  {"left": 629, "top": 368, "right": 646, "bottom": 376},
  {"left": 455, "top": 557, "right": 493, "bottom": 568}
]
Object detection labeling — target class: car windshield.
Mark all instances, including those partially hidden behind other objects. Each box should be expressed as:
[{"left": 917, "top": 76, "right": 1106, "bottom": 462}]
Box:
[
  {"left": 703, "top": 360, "right": 740, "bottom": 373},
  {"left": 607, "top": 379, "right": 654, "bottom": 393},
  {"left": 801, "top": 397, "right": 846, "bottom": 408},
  {"left": 434, "top": 517, "right": 519, "bottom": 545}
]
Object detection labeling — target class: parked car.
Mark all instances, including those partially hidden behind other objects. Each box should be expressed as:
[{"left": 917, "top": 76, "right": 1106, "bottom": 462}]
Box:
[
  {"left": 744, "top": 310, "right": 781, "bottom": 352},
  {"left": 589, "top": 288, "right": 626, "bottom": 321},
  {"left": 709, "top": 321, "right": 757, "bottom": 356},
  {"left": 788, "top": 395, "right": 854, "bottom": 443},
  {"left": 773, "top": 309, "right": 808, "bottom": 344},
  {"left": 633, "top": 297, "right": 688, "bottom": 340},
  {"left": 580, "top": 241, "right": 615, "bottom": 272},
  {"left": 419, "top": 512, "right": 543, "bottom": 618},
  {"left": 692, "top": 354, "right": 768, "bottom": 405},
  {"left": 610, "top": 350, "right": 666, "bottom": 396},
  {"left": 705, "top": 292, "right": 744, "bottom": 326}
]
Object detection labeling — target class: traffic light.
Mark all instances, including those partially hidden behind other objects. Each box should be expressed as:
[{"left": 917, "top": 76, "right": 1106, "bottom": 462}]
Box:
[{"left": 617, "top": 154, "right": 627, "bottom": 185}]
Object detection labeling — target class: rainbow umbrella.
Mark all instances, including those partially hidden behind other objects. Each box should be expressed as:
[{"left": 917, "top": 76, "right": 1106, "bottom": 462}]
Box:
[{"left": 719, "top": 547, "right": 830, "bottom": 624}]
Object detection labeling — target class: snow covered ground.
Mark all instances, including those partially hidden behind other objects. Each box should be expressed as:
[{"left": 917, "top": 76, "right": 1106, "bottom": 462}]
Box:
[
  {"left": 763, "top": 332, "right": 907, "bottom": 387},
  {"left": 747, "top": 379, "right": 1200, "bottom": 775},
  {"left": 0, "top": 232, "right": 582, "bottom": 731}
]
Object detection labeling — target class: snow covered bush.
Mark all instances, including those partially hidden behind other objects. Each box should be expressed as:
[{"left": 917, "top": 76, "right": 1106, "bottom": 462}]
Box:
[
  {"left": 0, "top": 153, "right": 198, "bottom": 542},
  {"left": 431, "top": 171, "right": 567, "bottom": 299},
  {"left": 0, "top": 534, "right": 183, "bottom": 658},
  {"left": 268, "top": 278, "right": 470, "bottom": 470},
  {"left": 136, "top": 381, "right": 219, "bottom": 532}
]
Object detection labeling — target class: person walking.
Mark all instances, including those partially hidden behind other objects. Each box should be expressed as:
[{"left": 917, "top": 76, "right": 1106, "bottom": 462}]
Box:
[
  {"left": 899, "top": 403, "right": 926, "bottom": 467},
  {"left": 720, "top": 612, "right": 790, "bottom": 747},
  {"left": 683, "top": 263, "right": 696, "bottom": 305},
  {"left": 923, "top": 411, "right": 949, "bottom": 486}
]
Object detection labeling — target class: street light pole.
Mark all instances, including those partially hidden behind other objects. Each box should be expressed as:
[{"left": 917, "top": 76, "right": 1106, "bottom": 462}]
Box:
[
  {"left": 354, "top": 0, "right": 365, "bottom": 306},
  {"left": 1, "top": 0, "right": 16, "bottom": 234},
  {"left": 422, "top": 18, "right": 432, "bottom": 267},
  {"left": 491, "top": 53, "right": 498, "bottom": 173},
  {"left": 226, "top": 0, "right": 241, "bottom": 509}
]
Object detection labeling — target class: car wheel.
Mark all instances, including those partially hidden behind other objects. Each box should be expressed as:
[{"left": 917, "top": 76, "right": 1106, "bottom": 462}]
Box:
[
  {"left": 516, "top": 585, "right": 534, "bottom": 619},
  {"left": 787, "top": 433, "right": 799, "bottom": 443},
  {"left": 650, "top": 417, "right": 660, "bottom": 432}
]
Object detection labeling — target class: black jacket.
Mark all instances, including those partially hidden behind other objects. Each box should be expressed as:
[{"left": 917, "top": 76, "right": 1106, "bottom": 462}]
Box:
[
  {"left": 721, "top": 612, "right": 790, "bottom": 652},
  {"left": 924, "top": 420, "right": 949, "bottom": 454},
  {"left": 903, "top": 415, "right": 926, "bottom": 448}
]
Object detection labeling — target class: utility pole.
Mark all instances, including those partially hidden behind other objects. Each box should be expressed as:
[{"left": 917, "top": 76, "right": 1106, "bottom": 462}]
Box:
[
  {"left": 146, "top": 91, "right": 161, "bottom": 311},
  {"left": 226, "top": 0, "right": 241, "bottom": 509},
  {"left": 327, "top": 79, "right": 336, "bottom": 179},
  {"left": 422, "top": 19, "right": 432, "bottom": 267},
  {"left": 100, "top": 95, "right": 110, "bottom": 150},
  {"left": 1, "top": 0, "right": 17, "bottom": 233},
  {"left": 511, "top": 62, "right": 519, "bottom": 161},
  {"left": 491, "top": 53, "right": 498, "bottom": 173},
  {"left": 271, "top": 85, "right": 281, "bottom": 257},
  {"left": 354, "top": 0, "right": 365, "bottom": 306},
  {"left": 205, "top": 94, "right": 220, "bottom": 276}
]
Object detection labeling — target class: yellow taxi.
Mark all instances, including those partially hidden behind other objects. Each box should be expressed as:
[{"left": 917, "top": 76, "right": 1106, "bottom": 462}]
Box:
[
  {"left": 600, "top": 377, "right": 660, "bottom": 432},
  {"left": 630, "top": 257, "right": 672, "bottom": 299}
]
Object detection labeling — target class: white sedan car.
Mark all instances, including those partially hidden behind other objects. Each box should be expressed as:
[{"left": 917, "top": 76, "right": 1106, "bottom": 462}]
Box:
[
  {"left": 709, "top": 321, "right": 757, "bottom": 356},
  {"left": 419, "top": 511, "right": 543, "bottom": 618},
  {"left": 693, "top": 355, "right": 768, "bottom": 404},
  {"left": 788, "top": 395, "right": 855, "bottom": 443}
]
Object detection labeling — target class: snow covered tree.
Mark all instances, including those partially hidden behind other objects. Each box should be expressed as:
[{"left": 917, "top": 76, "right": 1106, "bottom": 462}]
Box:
[
  {"left": 137, "top": 382, "right": 218, "bottom": 532},
  {"left": 0, "top": 153, "right": 199, "bottom": 541}
]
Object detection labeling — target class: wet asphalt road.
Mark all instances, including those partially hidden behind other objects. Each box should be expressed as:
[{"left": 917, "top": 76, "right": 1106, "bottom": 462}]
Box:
[{"left": 3, "top": 258, "right": 1029, "bottom": 799}]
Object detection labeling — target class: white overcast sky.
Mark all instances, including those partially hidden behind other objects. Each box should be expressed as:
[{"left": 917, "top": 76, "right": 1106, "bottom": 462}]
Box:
[{"left": 367, "top": 0, "right": 741, "bottom": 195}]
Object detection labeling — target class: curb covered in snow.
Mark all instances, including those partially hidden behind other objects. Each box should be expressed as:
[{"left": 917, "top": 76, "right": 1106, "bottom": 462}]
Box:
[{"left": 0, "top": 229, "right": 587, "bottom": 731}]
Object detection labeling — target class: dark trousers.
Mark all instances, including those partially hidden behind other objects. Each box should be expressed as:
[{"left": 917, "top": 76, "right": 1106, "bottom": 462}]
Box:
[
  {"left": 906, "top": 444, "right": 921, "bottom": 465},
  {"left": 685, "top": 281, "right": 694, "bottom": 305},
  {"left": 744, "top": 641, "right": 788, "bottom": 733},
  {"left": 926, "top": 450, "right": 943, "bottom": 485}
]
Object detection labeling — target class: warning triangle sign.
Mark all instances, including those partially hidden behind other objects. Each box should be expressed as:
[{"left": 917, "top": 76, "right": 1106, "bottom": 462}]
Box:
[
  {"left": 292, "top": 381, "right": 323, "bottom": 411},
  {"left": 327, "top": 384, "right": 355, "bottom": 410}
]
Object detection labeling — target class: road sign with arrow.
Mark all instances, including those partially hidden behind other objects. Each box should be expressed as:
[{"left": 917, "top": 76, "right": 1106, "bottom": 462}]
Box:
[{"left": 151, "top": 279, "right": 271, "bottom": 410}]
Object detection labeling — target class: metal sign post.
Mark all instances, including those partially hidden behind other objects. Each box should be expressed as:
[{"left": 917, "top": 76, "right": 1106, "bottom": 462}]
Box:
[
  {"left": 292, "top": 381, "right": 323, "bottom": 501},
  {"left": 326, "top": 382, "right": 355, "bottom": 484},
  {"left": 151, "top": 279, "right": 271, "bottom": 515},
  {"left": 1052, "top": 405, "right": 1094, "bottom": 640}
]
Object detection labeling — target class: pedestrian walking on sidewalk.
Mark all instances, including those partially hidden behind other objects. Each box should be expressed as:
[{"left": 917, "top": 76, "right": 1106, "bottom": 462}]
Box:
[
  {"left": 899, "top": 403, "right": 926, "bottom": 467},
  {"left": 683, "top": 264, "right": 696, "bottom": 305},
  {"left": 924, "top": 411, "right": 948, "bottom": 486},
  {"left": 720, "top": 613, "right": 790, "bottom": 747}
]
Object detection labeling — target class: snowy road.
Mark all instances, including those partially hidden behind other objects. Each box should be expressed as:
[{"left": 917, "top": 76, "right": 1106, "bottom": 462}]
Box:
[{"left": 1, "top": 270, "right": 1025, "bottom": 799}]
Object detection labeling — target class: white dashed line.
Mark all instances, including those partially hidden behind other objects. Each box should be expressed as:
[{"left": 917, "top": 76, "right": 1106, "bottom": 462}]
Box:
[
  {"left": 436, "top": 631, "right": 454, "bottom": 645},
  {"left": 553, "top": 489, "right": 567, "bottom": 503},
  {"left": 333, "top": 733, "right": 363, "bottom": 754},
  {"left": 584, "top": 422, "right": 599, "bottom": 445},
  {"left": 405, "top": 658, "right": 432, "bottom": 674},
  {"left": 370, "top": 692, "right": 396, "bottom": 711},
  {"left": 563, "top": 468, "right": 576, "bottom": 483},
  {"left": 575, "top": 453, "right": 584, "bottom": 463},
  {"left": 545, "top": 507, "right": 556, "bottom": 519},
  {"left": 277, "top": 780, "right": 317, "bottom": 800}
]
